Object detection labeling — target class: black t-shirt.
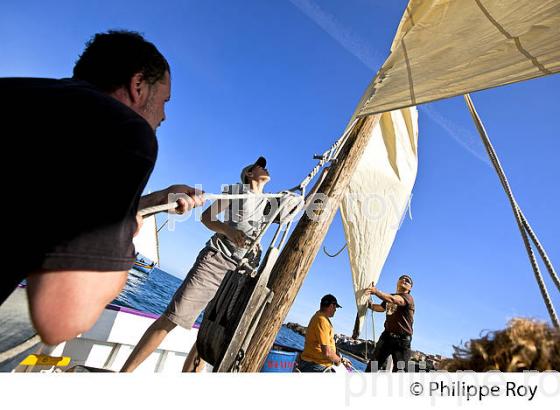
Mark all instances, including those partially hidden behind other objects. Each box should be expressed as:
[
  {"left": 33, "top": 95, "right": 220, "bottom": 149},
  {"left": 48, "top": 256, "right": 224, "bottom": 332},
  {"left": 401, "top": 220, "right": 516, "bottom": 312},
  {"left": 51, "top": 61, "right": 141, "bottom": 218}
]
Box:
[
  {"left": 382, "top": 293, "right": 415, "bottom": 336},
  {"left": 1, "top": 77, "right": 158, "bottom": 304}
]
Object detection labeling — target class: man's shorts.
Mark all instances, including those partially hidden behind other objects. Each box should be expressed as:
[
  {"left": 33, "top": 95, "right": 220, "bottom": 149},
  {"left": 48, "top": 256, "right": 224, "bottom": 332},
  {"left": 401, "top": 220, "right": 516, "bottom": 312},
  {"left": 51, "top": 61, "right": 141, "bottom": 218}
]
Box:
[
  {"left": 163, "top": 246, "right": 237, "bottom": 329},
  {"left": 297, "top": 359, "right": 333, "bottom": 373}
]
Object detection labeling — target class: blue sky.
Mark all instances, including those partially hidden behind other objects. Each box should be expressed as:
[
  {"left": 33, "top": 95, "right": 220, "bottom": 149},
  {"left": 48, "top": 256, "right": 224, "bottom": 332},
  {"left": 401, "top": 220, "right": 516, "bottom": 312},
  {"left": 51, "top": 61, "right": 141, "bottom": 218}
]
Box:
[{"left": 2, "top": 0, "right": 558, "bottom": 356}]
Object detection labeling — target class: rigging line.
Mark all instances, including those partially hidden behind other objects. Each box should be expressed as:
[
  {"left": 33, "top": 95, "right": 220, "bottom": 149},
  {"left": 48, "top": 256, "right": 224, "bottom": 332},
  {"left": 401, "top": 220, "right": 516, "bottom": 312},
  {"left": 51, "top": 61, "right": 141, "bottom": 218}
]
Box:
[
  {"left": 465, "top": 93, "right": 559, "bottom": 328},
  {"left": 518, "top": 209, "right": 560, "bottom": 293},
  {"left": 482, "top": 139, "right": 559, "bottom": 293},
  {"left": 323, "top": 243, "right": 347, "bottom": 258},
  {"left": 370, "top": 305, "right": 376, "bottom": 359},
  {"left": 481, "top": 136, "right": 560, "bottom": 295},
  {"left": 138, "top": 192, "right": 286, "bottom": 217},
  {"left": 295, "top": 119, "right": 359, "bottom": 193},
  {"left": 364, "top": 281, "right": 376, "bottom": 363},
  {"left": 464, "top": 94, "right": 559, "bottom": 328},
  {"left": 156, "top": 219, "right": 169, "bottom": 233},
  {"left": 345, "top": 361, "right": 359, "bottom": 372},
  {"left": 364, "top": 301, "right": 368, "bottom": 362},
  {"left": 143, "top": 118, "right": 360, "bottom": 218}
]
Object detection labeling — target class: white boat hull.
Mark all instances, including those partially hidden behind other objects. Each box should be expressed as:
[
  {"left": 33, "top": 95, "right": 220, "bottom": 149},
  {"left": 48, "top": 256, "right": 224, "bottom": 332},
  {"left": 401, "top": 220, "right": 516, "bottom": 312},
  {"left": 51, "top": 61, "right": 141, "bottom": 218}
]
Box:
[{"left": 2, "top": 288, "right": 204, "bottom": 373}]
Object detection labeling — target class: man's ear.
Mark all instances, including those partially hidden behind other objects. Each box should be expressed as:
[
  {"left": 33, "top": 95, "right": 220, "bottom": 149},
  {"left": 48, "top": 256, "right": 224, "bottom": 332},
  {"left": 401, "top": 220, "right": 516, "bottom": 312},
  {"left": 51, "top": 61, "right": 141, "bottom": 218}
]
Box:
[{"left": 127, "top": 72, "right": 149, "bottom": 106}]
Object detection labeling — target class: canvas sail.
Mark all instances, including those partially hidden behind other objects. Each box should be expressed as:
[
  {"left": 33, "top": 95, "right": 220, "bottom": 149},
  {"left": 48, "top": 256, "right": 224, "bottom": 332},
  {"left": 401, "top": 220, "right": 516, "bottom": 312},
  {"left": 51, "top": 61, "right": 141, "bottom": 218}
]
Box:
[
  {"left": 340, "top": 0, "right": 559, "bottom": 336},
  {"left": 356, "top": 0, "right": 560, "bottom": 116},
  {"left": 133, "top": 215, "right": 160, "bottom": 265},
  {"left": 340, "top": 107, "right": 418, "bottom": 335}
]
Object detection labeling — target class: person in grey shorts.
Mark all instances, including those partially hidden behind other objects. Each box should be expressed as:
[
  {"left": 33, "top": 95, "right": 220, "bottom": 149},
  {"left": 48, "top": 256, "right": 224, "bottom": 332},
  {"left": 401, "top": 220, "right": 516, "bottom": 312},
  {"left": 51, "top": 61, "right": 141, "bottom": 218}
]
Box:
[{"left": 121, "top": 156, "right": 271, "bottom": 372}]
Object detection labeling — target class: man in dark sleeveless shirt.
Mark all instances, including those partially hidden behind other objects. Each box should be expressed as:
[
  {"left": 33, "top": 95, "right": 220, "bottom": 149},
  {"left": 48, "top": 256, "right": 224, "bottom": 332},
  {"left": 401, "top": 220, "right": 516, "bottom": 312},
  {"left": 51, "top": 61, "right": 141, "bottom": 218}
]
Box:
[{"left": 365, "top": 274, "right": 415, "bottom": 372}]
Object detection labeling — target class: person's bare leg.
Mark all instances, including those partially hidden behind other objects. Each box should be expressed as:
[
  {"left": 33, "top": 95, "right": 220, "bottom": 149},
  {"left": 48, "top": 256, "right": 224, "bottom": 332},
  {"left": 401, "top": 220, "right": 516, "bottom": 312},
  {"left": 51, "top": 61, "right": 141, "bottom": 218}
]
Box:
[
  {"left": 121, "top": 316, "right": 177, "bottom": 372},
  {"left": 182, "top": 344, "right": 206, "bottom": 372},
  {"left": 26, "top": 270, "right": 128, "bottom": 345}
]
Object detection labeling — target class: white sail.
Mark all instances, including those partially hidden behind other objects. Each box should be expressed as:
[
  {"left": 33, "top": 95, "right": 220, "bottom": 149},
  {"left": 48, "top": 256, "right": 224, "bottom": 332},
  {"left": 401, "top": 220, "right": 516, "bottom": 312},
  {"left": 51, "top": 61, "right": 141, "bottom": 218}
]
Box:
[
  {"left": 357, "top": 0, "right": 560, "bottom": 116},
  {"left": 340, "top": 0, "right": 559, "bottom": 336},
  {"left": 341, "top": 107, "right": 418, "bottom": 334},
  {"left": 132, "top": 215, "right": 160, "bottom": 265}
]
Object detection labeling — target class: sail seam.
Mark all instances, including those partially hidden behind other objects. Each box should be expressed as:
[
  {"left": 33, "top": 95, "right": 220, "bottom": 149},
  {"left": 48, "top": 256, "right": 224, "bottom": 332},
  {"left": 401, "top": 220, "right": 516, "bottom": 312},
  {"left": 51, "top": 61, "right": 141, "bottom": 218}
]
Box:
[
  {"left": 474, "top": 0, "right": 552, "bottom": 75},
  {"left": 401, "top": 39, "right": 417, "bottom": 106}
]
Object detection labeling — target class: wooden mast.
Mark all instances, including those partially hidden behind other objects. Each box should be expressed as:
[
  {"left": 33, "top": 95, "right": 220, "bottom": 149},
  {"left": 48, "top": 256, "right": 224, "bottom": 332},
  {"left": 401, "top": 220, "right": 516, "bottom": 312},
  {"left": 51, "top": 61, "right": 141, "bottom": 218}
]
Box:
[{"left": 238, "top": 113, "right": 379, "bottom": 372}]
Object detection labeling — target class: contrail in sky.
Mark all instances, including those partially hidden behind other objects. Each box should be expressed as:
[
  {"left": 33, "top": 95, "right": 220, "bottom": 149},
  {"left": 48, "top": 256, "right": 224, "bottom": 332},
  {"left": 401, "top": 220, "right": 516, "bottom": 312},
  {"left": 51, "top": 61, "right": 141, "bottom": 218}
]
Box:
[{"left": 289, "top": 0, "right": 490, "bottom": 165}]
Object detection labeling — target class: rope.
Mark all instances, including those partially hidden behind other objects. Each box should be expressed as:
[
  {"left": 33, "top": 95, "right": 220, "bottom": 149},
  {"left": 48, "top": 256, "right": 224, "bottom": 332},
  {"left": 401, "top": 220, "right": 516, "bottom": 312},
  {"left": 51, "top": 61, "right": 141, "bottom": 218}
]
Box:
[
  {"left": 137, "top": 120, "right": 364, "bottom": 371},
  {"left": 140, "top": 119, "right": 360, "bottom": 218},
  {"left": 323, "top": 243, "right": 347, "bottom": 258},
  {"left": 0, "top": 334, "right": 41, "bottom": 364},
  {"left": 464, "top": 94, "right": 559, "bottom": 329},
  {"left": 370, "top": 305, "right": 376, "bottom": 358},
  {"left": 156, "top": 219, "right": 169, "bottom": 233},
  {"left": 364, "top": 302, "right": 368, "bottom": 362},
  {"left": 138, "top": 193, "right": 286, "bottom": 217},
  {"left": 519, "top": 211, "right": 560, "bottom": 293},
  {"left": 362, "top": 301, "right": 376, "bottom": 364},
  {"left": 0, "top": 119, "right": 363, "bottom": 371},
  {"left": 294, "top": 118, "right": 359, "bottom": 193},
  {"left": 345, "top": 361, "right": 359, "bottom": 372}
]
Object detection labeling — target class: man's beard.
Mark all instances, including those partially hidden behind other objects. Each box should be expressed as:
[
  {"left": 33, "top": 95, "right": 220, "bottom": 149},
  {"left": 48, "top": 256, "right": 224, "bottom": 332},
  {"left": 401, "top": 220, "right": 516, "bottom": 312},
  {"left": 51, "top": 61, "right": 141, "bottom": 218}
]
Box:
[{"left": 140, "top": 88, "right": 158, "bottom": 131}]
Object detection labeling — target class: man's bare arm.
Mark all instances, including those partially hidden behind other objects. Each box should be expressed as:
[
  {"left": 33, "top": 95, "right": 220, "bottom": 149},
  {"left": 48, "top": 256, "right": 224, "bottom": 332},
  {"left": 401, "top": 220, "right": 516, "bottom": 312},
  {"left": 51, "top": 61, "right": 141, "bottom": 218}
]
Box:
[
  {"left": 201, "top": 199, "right": 249, "bottom": 247},
  {"left": 26, "top": 269, "right": 128, "bottom": 345},
  {"left": 201, "top": 199, "right": 229, "bottom": 234},
  {"left": 366, "top": 286, "right": 407, "bottom": 306},
  {"left": 321, "top": 345, "right": 342, "bottom": 365},
  {"left": 139, "top": 184, "right": 204, "bottom": 214},
  {"left": 367, "top": 300, "right": 386, "bottom": 312},
  {"left": 138, "top": 190, "right": 167, "bottom": 209}
]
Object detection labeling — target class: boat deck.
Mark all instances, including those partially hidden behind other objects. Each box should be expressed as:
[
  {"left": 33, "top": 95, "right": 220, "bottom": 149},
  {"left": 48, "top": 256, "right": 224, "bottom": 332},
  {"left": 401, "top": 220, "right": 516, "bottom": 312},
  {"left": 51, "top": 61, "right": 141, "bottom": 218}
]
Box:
[
  {"left": 0, "top": 287, "right": 39, "bottom": 372},
  {"left": 0, "top": 287, "right": 203, "bottom": 373}
]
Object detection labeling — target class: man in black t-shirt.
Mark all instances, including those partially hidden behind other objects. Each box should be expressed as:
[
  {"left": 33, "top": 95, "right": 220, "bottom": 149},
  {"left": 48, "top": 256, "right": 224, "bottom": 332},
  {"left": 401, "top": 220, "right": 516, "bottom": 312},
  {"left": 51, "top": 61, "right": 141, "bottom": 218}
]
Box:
[
  {"left": 365, "top": 274, "right": 415, "bottom": 372},
  {"left": 1, "top": 31, "right": 204, "bottom": 345}
]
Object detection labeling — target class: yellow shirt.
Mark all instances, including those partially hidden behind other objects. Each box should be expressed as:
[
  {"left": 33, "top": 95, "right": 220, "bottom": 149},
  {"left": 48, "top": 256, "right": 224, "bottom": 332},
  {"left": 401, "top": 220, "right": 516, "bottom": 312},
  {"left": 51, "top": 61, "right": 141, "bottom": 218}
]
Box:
[{"left": 301, "top": 311, "right": 336, "bottom": 366}]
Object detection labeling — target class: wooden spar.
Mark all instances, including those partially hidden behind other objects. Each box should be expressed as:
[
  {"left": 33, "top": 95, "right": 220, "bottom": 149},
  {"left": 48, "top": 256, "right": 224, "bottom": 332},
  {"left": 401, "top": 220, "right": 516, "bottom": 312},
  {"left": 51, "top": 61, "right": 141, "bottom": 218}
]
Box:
[{"left": 238, "top": 114, "right": 379, "bottom": 372}]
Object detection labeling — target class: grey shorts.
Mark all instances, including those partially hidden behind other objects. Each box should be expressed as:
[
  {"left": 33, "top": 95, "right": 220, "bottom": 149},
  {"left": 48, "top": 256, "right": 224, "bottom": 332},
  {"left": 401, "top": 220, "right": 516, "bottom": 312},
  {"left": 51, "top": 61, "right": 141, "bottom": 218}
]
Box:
[{"left": 164, "top": 246, "right": 237, "bottom": 329}]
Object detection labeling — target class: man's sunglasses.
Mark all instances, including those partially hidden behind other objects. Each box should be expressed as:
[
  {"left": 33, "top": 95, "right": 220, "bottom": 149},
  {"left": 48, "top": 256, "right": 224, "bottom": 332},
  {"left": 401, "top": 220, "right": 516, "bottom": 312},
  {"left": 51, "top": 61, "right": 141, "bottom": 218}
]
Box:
[{"left": 400, "top": 276, "right": 412, "bottom": 284}]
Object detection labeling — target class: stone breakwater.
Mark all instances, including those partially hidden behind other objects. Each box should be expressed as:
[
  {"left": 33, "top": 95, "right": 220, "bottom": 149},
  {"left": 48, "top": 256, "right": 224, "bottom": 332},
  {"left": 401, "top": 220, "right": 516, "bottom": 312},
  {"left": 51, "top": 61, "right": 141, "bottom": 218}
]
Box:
[
  {"left": 284, "top": 322, "right": 443, "bottom": 369},
  {"left": 285, "top": 322, "right": 375, "bottom": 360}
]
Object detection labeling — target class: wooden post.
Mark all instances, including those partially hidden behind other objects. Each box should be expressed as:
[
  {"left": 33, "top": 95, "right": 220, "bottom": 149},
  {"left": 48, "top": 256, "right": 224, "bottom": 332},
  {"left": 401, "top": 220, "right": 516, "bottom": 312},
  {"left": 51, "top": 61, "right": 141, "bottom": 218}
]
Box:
[{"left": 238, "top": 114, "right": 379, "bottom": 372}]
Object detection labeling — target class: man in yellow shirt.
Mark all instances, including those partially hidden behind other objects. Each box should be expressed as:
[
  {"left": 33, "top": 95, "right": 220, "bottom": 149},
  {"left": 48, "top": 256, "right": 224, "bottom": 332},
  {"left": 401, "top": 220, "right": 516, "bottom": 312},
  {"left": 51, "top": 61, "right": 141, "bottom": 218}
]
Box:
[{"left": 298, "top": 294, "right": 351, "bottom": 372}]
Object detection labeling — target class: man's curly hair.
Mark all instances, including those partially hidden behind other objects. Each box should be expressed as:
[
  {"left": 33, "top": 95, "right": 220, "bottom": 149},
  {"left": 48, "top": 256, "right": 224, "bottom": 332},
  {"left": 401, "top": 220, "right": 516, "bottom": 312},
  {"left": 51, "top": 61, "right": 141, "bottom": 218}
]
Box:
[
  {"left": 73, "top": 30, "right": 169, "bottom": 92},
  {"left": 441, "top": 318, "right": 560, "bottom": 371}
]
